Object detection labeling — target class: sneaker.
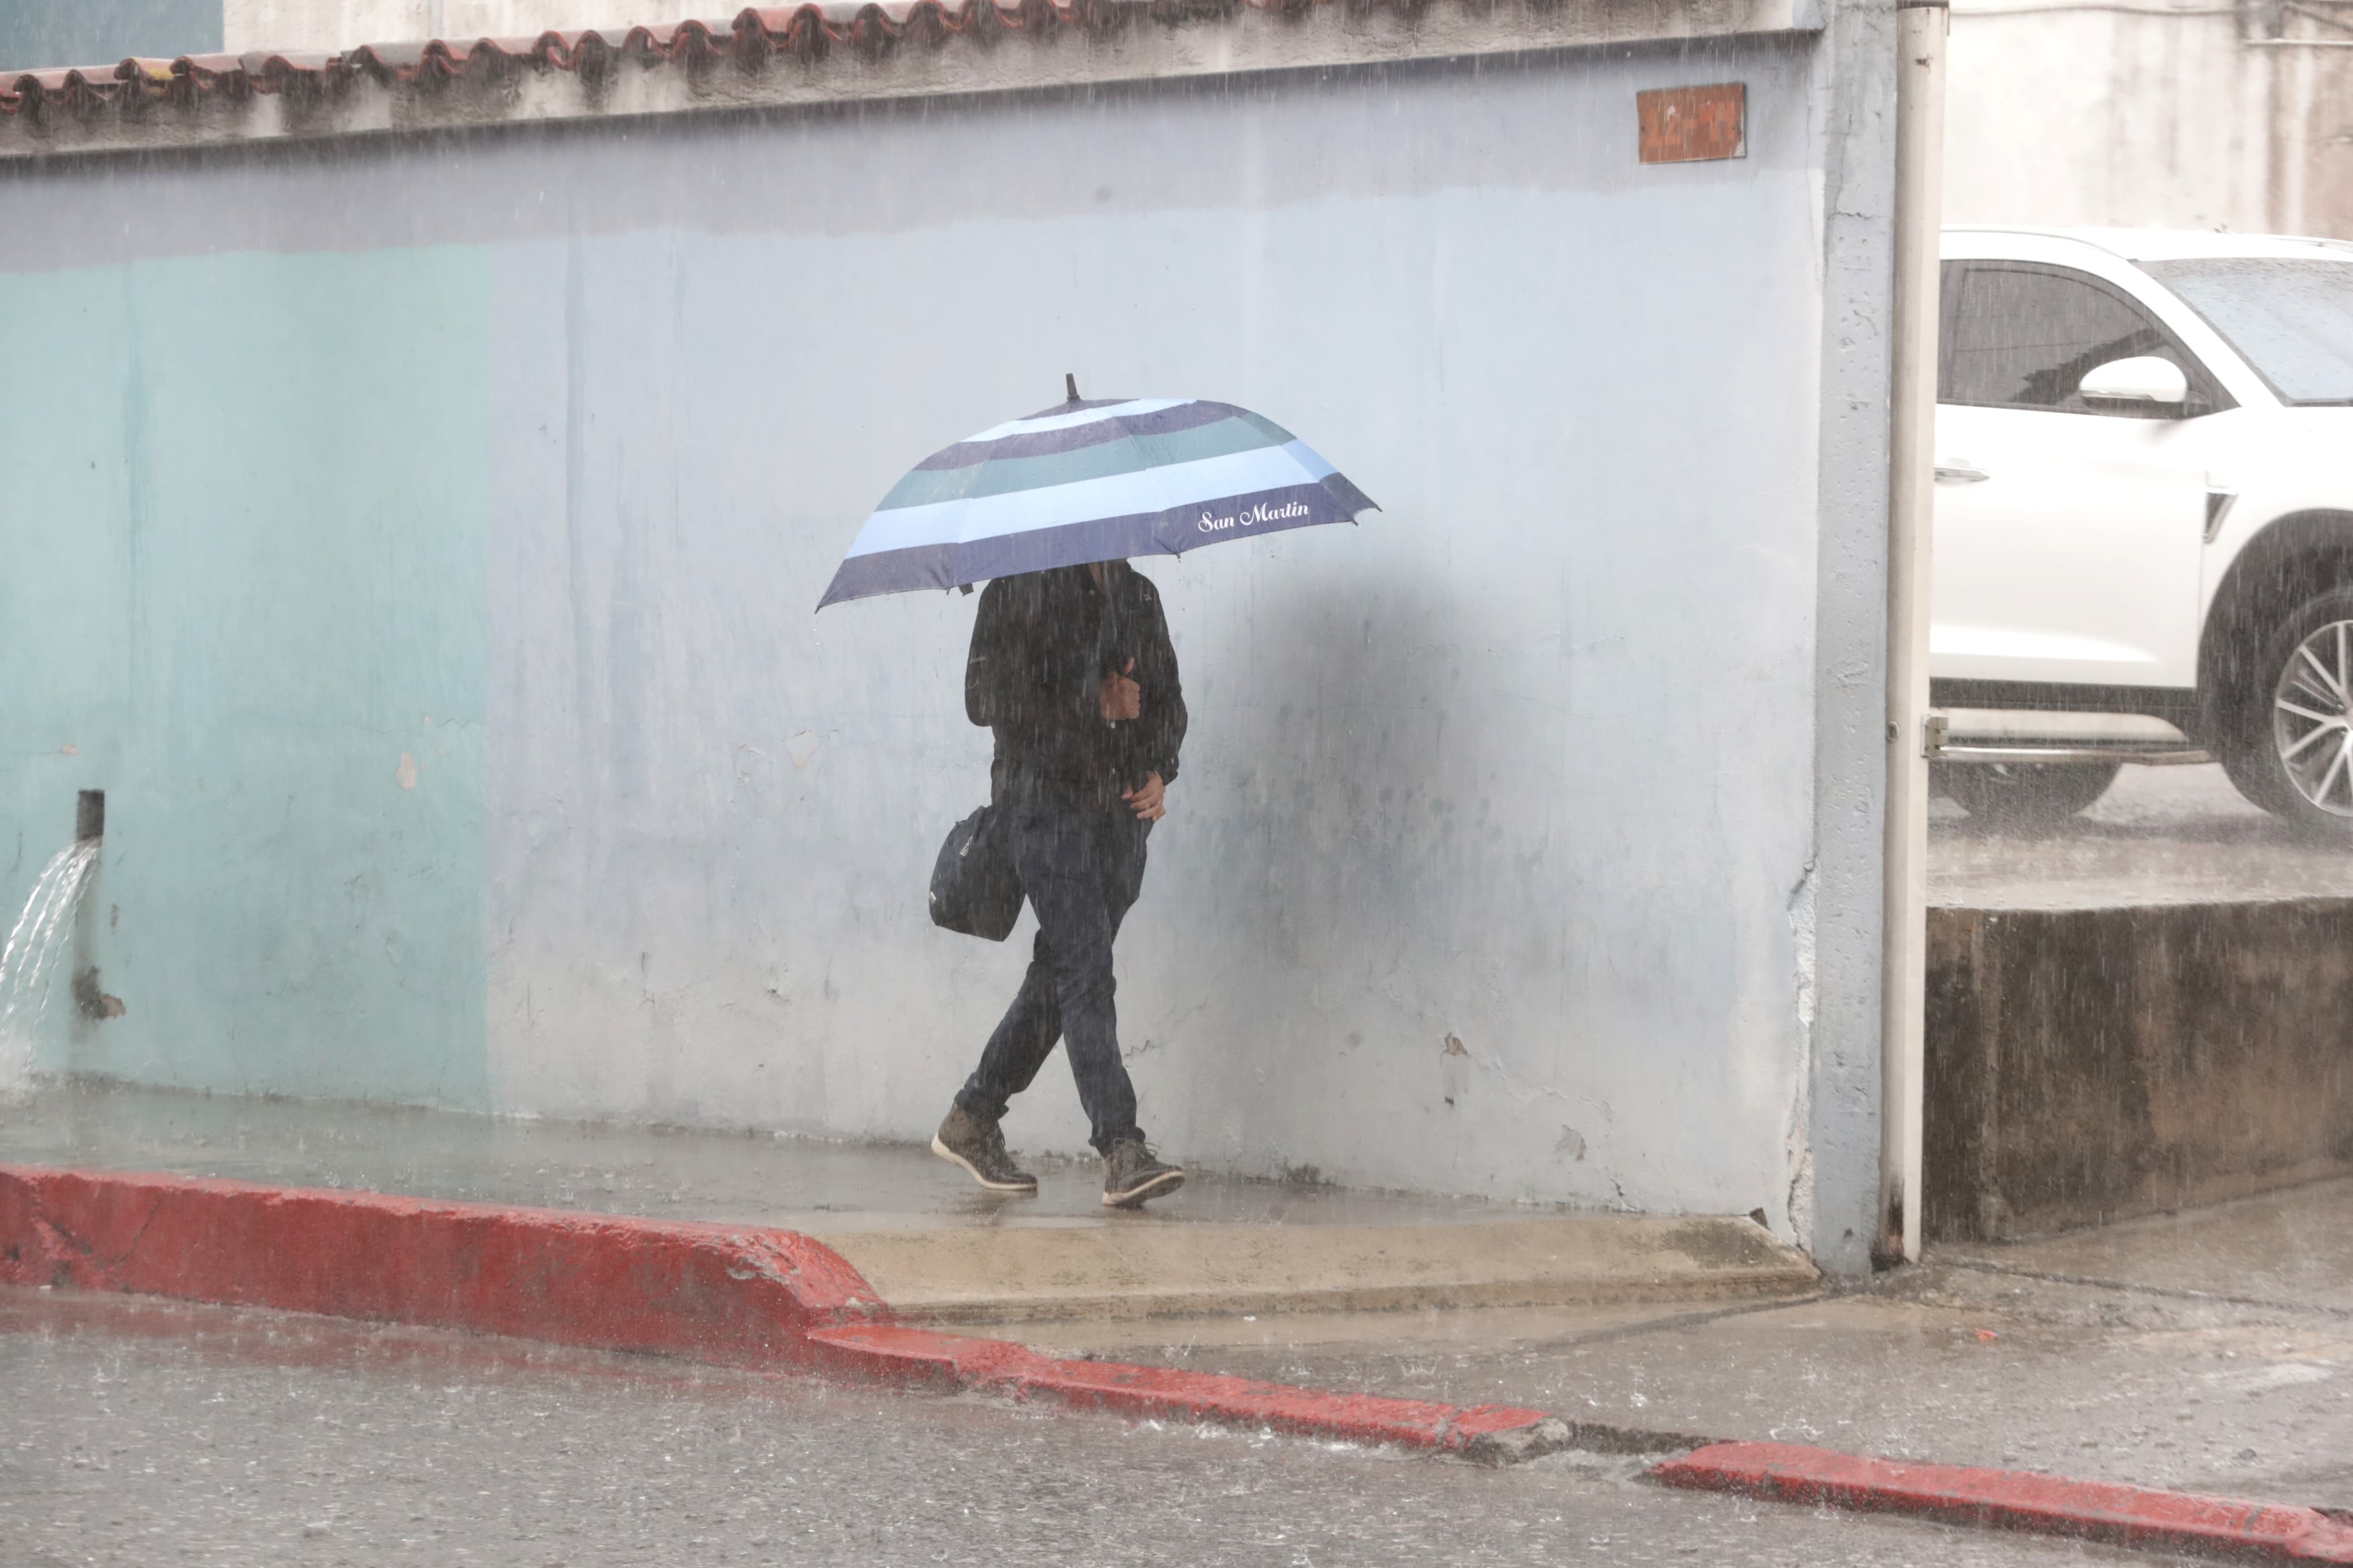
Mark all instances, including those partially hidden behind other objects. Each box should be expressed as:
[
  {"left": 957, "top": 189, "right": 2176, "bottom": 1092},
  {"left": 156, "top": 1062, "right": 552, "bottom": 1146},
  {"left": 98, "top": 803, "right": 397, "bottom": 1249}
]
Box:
[
  {"left": 1101, "top": 1136, "right": 1185, "bottom": 1208},
  {"left": 932, "top": 1107, "right": 1037, "bottom": 1194}
]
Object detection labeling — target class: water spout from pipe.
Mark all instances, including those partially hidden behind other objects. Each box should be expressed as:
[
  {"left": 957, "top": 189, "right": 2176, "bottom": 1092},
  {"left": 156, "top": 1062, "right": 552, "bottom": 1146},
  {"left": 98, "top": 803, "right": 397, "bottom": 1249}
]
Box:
[{"left": 0, "top": 807, "right": 103, "bottom": 1101}]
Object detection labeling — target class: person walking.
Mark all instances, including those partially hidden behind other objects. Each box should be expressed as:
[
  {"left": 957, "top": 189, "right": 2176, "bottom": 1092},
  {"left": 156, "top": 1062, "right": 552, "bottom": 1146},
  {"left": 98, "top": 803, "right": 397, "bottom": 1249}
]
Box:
[{"left": 931, "top": 558, "right": 1189, "bottom": 1208}]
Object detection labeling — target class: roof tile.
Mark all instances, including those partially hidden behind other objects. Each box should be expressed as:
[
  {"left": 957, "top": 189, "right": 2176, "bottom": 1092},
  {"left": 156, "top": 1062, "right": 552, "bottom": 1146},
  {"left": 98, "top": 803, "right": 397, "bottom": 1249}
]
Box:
[{"left": 0, "top": 2, "right": 1263, "bottom": 120}]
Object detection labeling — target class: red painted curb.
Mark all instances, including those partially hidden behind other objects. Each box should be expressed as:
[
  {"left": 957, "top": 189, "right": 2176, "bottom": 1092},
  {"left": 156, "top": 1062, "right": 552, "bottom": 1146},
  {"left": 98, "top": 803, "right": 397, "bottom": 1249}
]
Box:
[
  {"left": 805, "top": 1323, "right": 1564, "bottom": 1458},
  {"left": 0, "top": 1164, "right": 1567, "bottom": 1460},
  {"left": 1652, "top": 1441, "right": 2353, "bottom": 1564},
  {"left": 0, "top": 1163, "right": 883, "bottom": 1368}
]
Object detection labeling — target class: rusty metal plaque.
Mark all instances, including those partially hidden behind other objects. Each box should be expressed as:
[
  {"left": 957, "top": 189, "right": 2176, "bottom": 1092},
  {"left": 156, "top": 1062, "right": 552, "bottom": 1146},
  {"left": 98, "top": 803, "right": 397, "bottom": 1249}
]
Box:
[{"left": 1637, "top": 83, "right": 1747, "bottom": 164}]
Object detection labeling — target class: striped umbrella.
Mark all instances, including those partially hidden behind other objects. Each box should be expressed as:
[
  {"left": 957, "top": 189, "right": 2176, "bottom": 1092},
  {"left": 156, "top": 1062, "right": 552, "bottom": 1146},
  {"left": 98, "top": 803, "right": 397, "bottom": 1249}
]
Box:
[{"left": 817, "top": 385, "right": 1377, "bottom": 608}]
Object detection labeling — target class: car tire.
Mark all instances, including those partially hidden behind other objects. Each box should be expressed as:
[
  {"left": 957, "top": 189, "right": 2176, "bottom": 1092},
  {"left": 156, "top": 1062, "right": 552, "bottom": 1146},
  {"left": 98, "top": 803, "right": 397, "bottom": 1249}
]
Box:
[
  {"left": 2218, "top": 584, "right": 2353, "bottom": 836},
  {"left": 1936, "top": 759, "right": 2122, "bottom": 830}
]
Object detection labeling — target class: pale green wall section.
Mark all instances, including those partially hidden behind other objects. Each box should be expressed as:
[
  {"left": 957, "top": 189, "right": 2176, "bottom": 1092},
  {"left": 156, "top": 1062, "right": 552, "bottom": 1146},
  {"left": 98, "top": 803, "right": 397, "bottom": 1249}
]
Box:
[
  {"left": 0, "top": 245, "right": 492, "bottom": 1107},
  {"left": 0, "top": 0, "right": 221, "bottom": 74}
]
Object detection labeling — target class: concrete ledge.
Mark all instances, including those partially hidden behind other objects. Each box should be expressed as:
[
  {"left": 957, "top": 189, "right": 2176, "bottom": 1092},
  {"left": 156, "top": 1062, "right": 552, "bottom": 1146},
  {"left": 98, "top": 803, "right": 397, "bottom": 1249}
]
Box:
[
  {"left": 1652, "top": 1441, "right": 2353, "bottom": 1564},
  {"left": 1925, "top": 899, "right": 2353, "bottom": 1242},
  {"left": 810, "top": 1214, "right": 1821, "bottom": 1322}
]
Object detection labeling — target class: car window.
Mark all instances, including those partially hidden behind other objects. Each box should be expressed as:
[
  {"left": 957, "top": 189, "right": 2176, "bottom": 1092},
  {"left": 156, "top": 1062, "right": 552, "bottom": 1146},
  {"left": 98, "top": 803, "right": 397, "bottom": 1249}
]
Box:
[
  {"left": 2139, "top": 257, "right": 2353, "bottom": 406},
  {"left": 1939, "top": 262, "right": 2208, "bottom": 416}
]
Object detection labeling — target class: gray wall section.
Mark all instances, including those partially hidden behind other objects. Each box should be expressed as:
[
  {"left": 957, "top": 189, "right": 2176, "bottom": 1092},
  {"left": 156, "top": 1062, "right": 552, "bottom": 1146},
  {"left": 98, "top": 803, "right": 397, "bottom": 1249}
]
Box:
[
  {"left": 0, "top": 0, "right": 221, "bottom": 71},
  {"left": 0, "top": 34, "right": 1897, "bottom": 1239},
  {"left": 477, "top": 44, "right": 1853, "bottom": 1224},
  {"left": 1802, "top": 4, "right": 1898, "bottom": 1273}
]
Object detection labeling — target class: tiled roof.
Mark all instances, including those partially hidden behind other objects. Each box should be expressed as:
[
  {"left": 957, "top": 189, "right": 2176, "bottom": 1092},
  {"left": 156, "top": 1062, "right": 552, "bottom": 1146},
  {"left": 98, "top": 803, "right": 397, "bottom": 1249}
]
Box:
[
  {"left": 2, "top": 0, "right": 1812, "bottom": 154},
  {"left": 0, "top": 1, "right": 1285, "bottom": 120}
]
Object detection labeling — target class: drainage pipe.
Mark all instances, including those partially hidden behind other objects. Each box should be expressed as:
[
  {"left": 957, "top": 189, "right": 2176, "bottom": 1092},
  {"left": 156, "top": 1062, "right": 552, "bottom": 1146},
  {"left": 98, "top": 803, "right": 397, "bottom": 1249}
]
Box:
[{"left": 1880, "top": 0, "right": 1948, "bottom": 1267}]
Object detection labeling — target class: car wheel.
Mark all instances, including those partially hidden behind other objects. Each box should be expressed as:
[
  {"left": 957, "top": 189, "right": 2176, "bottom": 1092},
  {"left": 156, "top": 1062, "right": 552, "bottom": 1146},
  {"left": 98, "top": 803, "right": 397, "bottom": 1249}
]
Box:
[
  {"left": 2221, "top": 585, "right": 2353, "bottom": 835},
  {"left": 1936, "top": 759, "right": 2122, "bottom": 830}
]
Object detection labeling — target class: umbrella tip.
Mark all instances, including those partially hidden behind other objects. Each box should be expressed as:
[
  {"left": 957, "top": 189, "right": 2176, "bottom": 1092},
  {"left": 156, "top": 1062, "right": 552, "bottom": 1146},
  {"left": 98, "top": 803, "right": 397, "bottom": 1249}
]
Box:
[{"left": 1066, "top": 373, "right": 1079, "bottom": 403}]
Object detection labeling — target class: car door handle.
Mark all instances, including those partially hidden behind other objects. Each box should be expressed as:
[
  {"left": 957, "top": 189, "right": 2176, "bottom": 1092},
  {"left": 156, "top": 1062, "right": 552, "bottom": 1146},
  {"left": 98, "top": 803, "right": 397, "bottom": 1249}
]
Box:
[{"left": 1935, "top": 461, "right": 1990, "bottom": 483}]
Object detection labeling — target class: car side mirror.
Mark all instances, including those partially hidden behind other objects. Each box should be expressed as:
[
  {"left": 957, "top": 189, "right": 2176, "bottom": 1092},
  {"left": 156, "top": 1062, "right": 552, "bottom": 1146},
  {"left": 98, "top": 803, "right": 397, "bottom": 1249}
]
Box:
[{"left": 2079, "top": 356, "right": 2190, "bottom": 414}]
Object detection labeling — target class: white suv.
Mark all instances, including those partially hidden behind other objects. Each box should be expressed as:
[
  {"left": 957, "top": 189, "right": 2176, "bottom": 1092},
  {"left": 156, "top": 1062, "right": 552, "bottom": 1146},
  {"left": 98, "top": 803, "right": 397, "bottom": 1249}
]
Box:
[{"left": 1931, "top": 227, "right": 2353, "bottom": 833}]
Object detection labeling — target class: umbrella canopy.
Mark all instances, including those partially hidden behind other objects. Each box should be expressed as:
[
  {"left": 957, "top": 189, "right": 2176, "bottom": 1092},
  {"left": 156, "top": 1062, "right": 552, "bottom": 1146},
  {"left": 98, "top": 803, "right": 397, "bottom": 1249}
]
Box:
[{"left": 817, "top": 394, "right": 1377, "bottom": 608}]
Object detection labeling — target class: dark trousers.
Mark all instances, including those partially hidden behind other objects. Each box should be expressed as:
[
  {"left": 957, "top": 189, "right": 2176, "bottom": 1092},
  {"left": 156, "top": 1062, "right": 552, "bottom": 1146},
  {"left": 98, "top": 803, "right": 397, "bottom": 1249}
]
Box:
[{"left": 955, "top": 803, "right": 1150, "bottom": 1153}]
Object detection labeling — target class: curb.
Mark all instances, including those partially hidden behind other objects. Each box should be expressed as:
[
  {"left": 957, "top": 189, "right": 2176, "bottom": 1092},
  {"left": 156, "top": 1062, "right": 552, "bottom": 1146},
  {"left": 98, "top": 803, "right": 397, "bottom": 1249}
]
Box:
[
  {"left": 1651, "top": 1442, "right": 2353, "bottom": 1565},
  {"left": 0, "top": 1162, "right": 881, "bottom": 1367},
  {"left": 0, "top": 1163, "right": 1567, "bottom": 1461},
  {"left": 804, "top": 1321, "right": 1572, "bottom": 1462}
]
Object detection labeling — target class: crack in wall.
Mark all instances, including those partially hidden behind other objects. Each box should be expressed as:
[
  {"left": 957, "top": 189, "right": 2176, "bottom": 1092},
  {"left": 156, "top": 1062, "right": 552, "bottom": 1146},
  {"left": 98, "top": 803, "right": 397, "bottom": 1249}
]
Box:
[{"left": 1782, "top": 858, "right": 1818, "bottom": 1246}]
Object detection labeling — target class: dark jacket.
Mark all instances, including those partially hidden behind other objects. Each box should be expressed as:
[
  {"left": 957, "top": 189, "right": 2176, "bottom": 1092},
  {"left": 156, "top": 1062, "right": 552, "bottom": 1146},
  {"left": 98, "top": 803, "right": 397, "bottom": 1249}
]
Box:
[{"left": 965, "top": 563, "right": 1186, "bottom": 811}]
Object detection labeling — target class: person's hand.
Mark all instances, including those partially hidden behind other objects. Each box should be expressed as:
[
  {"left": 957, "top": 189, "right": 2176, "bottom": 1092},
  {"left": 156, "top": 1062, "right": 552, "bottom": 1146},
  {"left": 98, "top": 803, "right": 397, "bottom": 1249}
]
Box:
[
  {"left": 1099, "top": 658, "right": 1141, "bottom": 722},
  {"left": 1123, "top": 772, "right": 1166, "bottom": 822}
]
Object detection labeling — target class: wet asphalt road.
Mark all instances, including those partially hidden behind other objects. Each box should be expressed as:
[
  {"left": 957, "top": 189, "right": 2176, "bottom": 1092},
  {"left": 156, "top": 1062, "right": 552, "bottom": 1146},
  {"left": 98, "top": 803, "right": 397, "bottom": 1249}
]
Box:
[
  {"left": 1929, "top": 762, "right": 2353, "bottom": 908},
  {"left": 1, "top": 1291, "right": 2162, "bottom": 1568}
]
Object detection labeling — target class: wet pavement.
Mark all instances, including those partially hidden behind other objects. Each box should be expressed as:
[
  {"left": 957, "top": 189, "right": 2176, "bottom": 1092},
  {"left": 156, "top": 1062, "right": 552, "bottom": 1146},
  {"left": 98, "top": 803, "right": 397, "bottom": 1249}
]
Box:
[
  {"left": 0, "top": 1288, "right": 2175, "bottom": 1568},
  {"left": 1017, "top": 1177, "right": 2353, "bottom": 1514},
  {"left": 1936, "top": 1178, "right": 2353, "bottom": 1314},
  {"left": 0, "top": 1080, "right": 1817, "bottom": 1323},
  {"left": 1929, "top": 763, "right": 2353, "bottom": 908},
  {"left": 0, "top": 1080, "right": 1522, "bottom": 1234},
  {"left": 3, "top": 1077, "right": 2350, "bottom": 1562},
  {"left": 6, "top": 1079, "right": 2351, "bottom": 1539}
]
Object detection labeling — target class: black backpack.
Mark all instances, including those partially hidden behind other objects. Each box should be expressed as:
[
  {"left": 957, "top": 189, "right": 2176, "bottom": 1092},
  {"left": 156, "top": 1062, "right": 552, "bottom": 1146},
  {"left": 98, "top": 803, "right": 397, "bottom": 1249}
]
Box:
[{"left": 929, "top": 804, "right": 1023, "bottom": 940}]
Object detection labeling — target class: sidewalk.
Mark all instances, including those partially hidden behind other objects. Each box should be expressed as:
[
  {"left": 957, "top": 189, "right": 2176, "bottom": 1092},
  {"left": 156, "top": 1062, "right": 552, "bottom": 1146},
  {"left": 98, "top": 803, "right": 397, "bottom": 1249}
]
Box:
[{"left": 0, "top": 1081, "right": 1816, "bottom": 1320}]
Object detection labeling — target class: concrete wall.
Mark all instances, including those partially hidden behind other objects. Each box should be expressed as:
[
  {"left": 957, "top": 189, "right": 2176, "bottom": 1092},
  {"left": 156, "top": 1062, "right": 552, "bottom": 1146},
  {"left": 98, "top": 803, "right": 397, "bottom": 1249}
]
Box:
[
  {"left": 0, "top": 247, "right": 493, "bottom": 1104},
  {"left": 1944, "top": 1, "right": 2353, "bottom": 239},
  {"left": 0, "top": 31, "right": 1898, "bottom": 1255},
  {"left": 1925, "top": 900, "right": 2353, "bottom": 1242}
]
